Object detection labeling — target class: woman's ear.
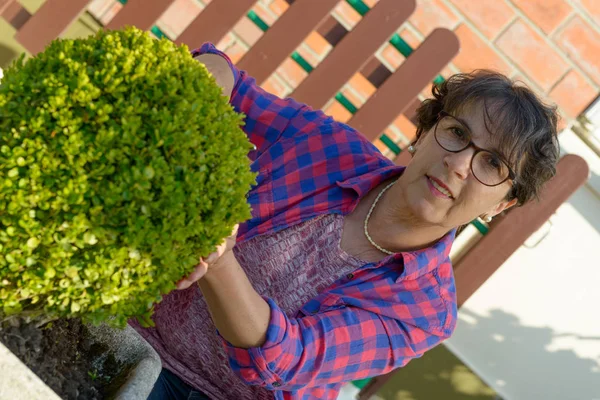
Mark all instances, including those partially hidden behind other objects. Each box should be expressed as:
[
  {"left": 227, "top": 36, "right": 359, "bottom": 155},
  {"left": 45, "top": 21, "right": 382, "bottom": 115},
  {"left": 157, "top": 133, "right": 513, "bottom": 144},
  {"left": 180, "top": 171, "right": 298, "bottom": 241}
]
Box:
[{"left": 488, "top": 197, "right": 518, "bottom": 218}]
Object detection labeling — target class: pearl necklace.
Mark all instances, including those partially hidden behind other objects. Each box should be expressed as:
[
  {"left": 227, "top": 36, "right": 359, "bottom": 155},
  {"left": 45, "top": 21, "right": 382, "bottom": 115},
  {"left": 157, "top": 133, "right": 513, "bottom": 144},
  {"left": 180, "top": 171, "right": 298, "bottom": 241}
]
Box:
[{"left": 363, "top": 180, "right": 397, "bottom": 255}]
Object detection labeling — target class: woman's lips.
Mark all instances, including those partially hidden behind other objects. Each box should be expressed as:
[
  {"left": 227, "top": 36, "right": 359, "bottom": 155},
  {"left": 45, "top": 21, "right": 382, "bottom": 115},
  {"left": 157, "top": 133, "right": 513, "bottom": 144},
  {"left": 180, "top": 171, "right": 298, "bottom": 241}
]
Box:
[{"left": 426, "top": 175, "right": 454, "bottom": 199}]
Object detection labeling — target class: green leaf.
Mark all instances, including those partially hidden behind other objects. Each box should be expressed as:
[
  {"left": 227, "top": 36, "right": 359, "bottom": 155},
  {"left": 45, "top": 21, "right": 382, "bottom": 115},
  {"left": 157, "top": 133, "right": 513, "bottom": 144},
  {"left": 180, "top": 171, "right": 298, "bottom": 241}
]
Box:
[{"left": 0, "top": 27, "right": 255, "bottom": 325}]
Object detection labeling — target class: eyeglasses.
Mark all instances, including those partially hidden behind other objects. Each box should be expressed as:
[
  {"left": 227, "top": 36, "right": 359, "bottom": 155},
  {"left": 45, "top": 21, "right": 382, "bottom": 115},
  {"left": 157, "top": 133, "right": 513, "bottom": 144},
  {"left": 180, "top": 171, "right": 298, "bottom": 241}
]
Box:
[{"left": 434, "top": 111, "right": 516, "bottom": 187}]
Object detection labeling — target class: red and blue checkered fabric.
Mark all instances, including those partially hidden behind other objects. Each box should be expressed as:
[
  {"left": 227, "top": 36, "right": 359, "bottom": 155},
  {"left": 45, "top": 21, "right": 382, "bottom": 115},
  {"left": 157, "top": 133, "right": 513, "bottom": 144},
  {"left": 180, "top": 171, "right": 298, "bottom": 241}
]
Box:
[{"left": 193, "top": 44, "right": 457, "bottom": 400}]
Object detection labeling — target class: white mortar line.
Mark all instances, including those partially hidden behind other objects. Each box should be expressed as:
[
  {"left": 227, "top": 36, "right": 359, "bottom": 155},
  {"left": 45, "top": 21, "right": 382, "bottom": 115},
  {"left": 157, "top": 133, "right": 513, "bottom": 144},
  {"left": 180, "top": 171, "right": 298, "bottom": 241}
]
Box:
[{"left": 502, "top": 0, "right": 600, "bottom": 92}]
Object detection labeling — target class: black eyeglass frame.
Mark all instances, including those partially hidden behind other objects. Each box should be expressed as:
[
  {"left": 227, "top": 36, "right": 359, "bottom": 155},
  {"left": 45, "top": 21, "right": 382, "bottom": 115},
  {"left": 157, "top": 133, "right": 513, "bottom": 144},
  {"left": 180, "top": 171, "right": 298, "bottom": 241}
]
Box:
[{"left": 434, "top": 110, "right": 517, "bottom": 187}]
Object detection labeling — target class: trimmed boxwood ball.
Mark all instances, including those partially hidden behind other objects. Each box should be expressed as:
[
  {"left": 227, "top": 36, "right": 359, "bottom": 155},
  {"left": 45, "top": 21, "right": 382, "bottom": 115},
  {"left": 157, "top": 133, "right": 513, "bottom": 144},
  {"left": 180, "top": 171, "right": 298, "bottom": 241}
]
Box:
[{"left": 0, "top": 27, "right": 256, "bottom": 327}]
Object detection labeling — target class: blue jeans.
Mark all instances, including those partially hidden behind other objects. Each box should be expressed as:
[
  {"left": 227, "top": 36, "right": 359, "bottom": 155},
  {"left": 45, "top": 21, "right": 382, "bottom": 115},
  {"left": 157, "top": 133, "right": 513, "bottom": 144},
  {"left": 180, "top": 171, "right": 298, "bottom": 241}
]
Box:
[{"left": 147, "top": 368, "right": 211, "bottom": 400}]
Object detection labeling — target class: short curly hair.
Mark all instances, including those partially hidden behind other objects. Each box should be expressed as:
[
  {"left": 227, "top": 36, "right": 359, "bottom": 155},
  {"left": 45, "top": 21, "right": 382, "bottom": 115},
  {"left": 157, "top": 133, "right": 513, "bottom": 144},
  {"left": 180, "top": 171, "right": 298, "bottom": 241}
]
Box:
[{"left": 414, "top": 70, "right": 560, "bottom": 206}]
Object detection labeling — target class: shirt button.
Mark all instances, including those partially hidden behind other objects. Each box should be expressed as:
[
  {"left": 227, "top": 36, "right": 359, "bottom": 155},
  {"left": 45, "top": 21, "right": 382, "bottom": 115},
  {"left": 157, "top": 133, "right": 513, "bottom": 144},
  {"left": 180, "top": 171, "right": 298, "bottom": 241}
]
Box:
[{"left": 346, "top": 273, "right": 354, "bottom": 280}]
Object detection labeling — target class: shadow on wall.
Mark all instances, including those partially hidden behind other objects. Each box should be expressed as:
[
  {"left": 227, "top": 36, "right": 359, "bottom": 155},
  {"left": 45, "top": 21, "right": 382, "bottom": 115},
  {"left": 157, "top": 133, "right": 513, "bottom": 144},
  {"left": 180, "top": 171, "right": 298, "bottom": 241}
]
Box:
[
  {"left": 0, "top": 43, "right": 18, "bottom": 69},
  {"left": 453, "top": 309, "right": 600, "bottom": 400},
  {"left": 376, "top": 308, "right": 600, "bottom": 400}
]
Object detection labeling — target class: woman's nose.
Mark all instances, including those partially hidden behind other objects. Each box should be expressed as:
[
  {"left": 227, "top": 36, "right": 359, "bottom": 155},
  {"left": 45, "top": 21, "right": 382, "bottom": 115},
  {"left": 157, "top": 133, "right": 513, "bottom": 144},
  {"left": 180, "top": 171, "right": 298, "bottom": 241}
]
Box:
[{"left": 444, "top": 147, "right": 474, "bottom": 180}]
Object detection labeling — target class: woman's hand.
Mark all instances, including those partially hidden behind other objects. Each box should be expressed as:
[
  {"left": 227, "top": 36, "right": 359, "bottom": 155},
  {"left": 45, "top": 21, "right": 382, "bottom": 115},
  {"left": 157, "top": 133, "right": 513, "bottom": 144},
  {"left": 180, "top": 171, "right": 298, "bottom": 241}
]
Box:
[{"left": 176, "top": 225, "right": 239, "bottom": 290}]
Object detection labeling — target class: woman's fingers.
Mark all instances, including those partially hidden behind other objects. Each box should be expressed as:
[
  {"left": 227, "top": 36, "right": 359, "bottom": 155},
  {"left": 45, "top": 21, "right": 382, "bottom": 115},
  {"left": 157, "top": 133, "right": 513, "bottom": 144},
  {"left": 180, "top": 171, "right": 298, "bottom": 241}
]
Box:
[
  {"left": 175, "top": 225, "right": 240, "bottom": 289},
  {"left": 176, "top": 260, "right": 209, "bottom": 290}
]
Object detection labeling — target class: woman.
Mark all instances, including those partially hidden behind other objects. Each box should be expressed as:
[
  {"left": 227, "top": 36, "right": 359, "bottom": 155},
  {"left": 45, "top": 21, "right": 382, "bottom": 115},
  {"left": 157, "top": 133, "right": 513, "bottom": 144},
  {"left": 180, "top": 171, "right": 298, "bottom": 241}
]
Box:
[{"left": 134, "top": 43, "right": 559, "bottom": 400}]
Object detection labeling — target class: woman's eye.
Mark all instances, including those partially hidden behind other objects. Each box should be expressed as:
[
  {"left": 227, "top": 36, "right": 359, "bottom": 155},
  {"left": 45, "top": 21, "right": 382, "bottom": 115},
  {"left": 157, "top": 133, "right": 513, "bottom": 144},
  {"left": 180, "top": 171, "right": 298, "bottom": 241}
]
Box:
[
  {"left": 450, "top": 127, "right": 467, "bottom": 139},
  {"left": 487, "top": 155, "right": 502, "bottom": 170}
]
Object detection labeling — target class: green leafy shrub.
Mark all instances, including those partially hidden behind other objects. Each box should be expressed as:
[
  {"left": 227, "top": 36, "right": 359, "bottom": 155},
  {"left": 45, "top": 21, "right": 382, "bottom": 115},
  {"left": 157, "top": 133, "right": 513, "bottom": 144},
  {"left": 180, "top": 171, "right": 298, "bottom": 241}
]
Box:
[{"left": 0, "top": 27, "right": 255, "bottom": 327}]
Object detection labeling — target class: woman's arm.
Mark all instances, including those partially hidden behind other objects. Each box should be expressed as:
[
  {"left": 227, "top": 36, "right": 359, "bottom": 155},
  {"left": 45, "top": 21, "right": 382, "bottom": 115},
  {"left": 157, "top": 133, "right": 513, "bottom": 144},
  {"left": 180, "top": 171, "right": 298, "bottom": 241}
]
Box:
[
  {"left": 194, "top": 53, "right": 235, "bottom": 99},
  {"left": 180, "top": 238, "right": 453, "bottom": 391},
  {"left": 191, "top": 43, "right": 324, "bottom": 160},
  {"left": 176, "top": 226, "right": 270, "bottom": 348},
  {"left": 200, "top": 254, "right": 450, "bottom": 391},
  {"left": 199, "top": 251, "right": 271, "bottom": 348}
]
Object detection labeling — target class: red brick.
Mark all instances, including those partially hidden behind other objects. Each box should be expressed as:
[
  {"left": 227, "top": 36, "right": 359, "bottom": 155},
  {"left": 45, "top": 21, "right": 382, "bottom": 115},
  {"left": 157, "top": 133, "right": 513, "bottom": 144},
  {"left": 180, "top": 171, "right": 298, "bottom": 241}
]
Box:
[
  {"left": 574, "top": 0, "right": 600, "bottom": 27},
  {"left": 398, "top": 27, "right": 422, "bottom": 49},
  {"left": 341, "top": 87, "right": 364, "bottom": 108},
  {"left": 549, "top": 70, "right": 597, "bottom": 117},
  {"left": 379, "top": 42, "right": 404, "bottom": 70},
  {"left": 392, "top": 114, "right": 417, "bottom": 141},
  {"left": 233, "top": 16, "right": 264, "bottom": 47},
  {"left": 496, "top": 20, "right": 568, "bottom": 91},
  {"left": 296, "top": 44, "right": 319, "bottom": 69},
  {"left": 252, "top": 2, "right": 277, "bottom": 26},
  {"left": 269, "top": 0, "right": 289, "bottom": 16},
  {"left": 364, "top": 0, "right": 380, "bottom": 7},
  {"left": 261, "top": 74, "right": 290, "bottom": 98},
  {"left": 450, "top": 0, "right": 515, "bottom": 39},
  {"left": 384, "top": 128, "right": 402, "bottom": 143},
  {"left": 216, "top": 32, "right": 236, "bottom": 52},
  {"left": 276, "top": 58, "right": 308, "bottom": 88},
  {"left": 557, "top": 114, "right": 568, "bottom": 131},
  {"left": 157, "top": 0, "right": 204, "bottom": 38},
  {"left": 512, "top": 0, "right": 572, "bottom": 35},
  {"left": 410, "top": 0, "right": 461, "bottom": 37},
  {"left": 304, "top": 31, "right": 332, "bottom": 59},
  {"left": 88, "top": 0, "right": 115, "bottom": 20},
  {"left": 554, "top": 16, "right": 600, "bottom": 85},
  {"left": 94, "top": 1, "right": 123, "bottom": 25},
  {"left": 374, "top": 135, "right": 394, "bottom": 157},
  {"left": 453, "top": 24, "right": 512, "bottom": 75},
  {"left": 224, "top": 42, "right": 247, "bottom": 65},
  {"left": 324, "top": 100, "right": 352, "bottom": 123},
  {"left": 348, "top": 73, "right": 376, "bottom": 100},
  {"left": 510, "top": 72, "right": 538, "bottom": 92},
  {"left": 420, "top": 65, "right": 454, "bottom": 98},
  {"left": 333, "top": 1, "right": 362, "bottom": 30}
]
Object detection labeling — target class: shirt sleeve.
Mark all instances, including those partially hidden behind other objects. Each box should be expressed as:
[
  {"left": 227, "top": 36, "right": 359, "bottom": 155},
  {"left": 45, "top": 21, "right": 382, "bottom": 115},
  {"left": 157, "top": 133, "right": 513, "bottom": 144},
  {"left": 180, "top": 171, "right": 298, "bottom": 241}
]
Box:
[
  {"left": 192, "top": 43, "right": 318, "bottom": 160},
  {"left": 220, "top": 297, "right": 453, "bottom": 392}
]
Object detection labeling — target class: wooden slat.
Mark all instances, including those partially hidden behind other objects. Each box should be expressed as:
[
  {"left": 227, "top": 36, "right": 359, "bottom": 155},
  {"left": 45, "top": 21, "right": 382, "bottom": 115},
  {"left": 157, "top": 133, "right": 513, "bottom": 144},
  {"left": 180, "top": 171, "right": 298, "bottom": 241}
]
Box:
[
  {"left": 394, "top": 148, "right": 412, "bottom": 166},
  {"left": 237, "top": 0, "right": 338, "bottom": 84},
  {"left": 175, "top": 0, "right": 255, "bottom": 47},
  {"left": 403, "top": 97, "right": 422, "bottom": 125},
  {"left": 0, "top": 0, "right": 15, "bottom": 15},
  {"left": 360, "top": 57, "right": 392, "bottom": 89},
  {"left": 348, "top": 28, "right": 459, "bottom": 141},
  {"left": 14, "top": 0, "right": 89, "bottom": 55},
  {"left": 290, "top": 0, "right": 415, "bottom": 109},
  {"left": 359, "top": 155, "right": 589, "bottom": 400},
  {"left": 317, "top": 15, "right": 348, "bottom": 47},
  {"left": 106, "top": 0, "right": 175, "bottom": 31},
  {"left": 0, "top": 0, "right": 30, "bottom": 30},
  {"left": 393, "top": 98, "right": 421, "bottom": 166},
  {"left": 453, "top": 154, "right": 589, "bottom": 307}
]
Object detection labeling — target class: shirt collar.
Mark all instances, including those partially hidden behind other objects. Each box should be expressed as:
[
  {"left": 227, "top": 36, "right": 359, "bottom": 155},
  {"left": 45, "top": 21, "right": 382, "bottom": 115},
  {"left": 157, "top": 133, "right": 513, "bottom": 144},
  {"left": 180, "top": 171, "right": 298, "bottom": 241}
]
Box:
[
  {"left": 336, "top": 165, "right": 405, "bottom": 213},
  {"left": 337, "top": 165, "right": 455, "bottom": 281}
]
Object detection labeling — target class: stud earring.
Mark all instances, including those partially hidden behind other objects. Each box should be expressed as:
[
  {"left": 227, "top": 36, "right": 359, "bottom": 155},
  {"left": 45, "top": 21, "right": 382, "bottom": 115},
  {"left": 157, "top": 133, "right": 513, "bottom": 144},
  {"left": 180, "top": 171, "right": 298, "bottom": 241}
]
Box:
[
  {"left": 407, "top": 145, "right": 416, "bottom": 154},
  {"left": 483, "top": 215, "right": 493, "bottom": 223}
]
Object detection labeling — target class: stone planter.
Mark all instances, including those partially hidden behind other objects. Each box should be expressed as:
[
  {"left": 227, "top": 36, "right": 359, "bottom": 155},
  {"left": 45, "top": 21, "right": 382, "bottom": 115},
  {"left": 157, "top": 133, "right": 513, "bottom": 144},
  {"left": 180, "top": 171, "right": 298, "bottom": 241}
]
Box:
[{"left": 0, "top": 322, "right": 161, "bottom": 400}]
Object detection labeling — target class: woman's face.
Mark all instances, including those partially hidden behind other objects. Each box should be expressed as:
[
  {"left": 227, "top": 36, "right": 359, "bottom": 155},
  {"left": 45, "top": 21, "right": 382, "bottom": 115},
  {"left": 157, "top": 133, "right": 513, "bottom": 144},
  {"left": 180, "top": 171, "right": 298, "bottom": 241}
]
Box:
[{"left": 397, "top": 104, "right": 518, "bottom": 229}]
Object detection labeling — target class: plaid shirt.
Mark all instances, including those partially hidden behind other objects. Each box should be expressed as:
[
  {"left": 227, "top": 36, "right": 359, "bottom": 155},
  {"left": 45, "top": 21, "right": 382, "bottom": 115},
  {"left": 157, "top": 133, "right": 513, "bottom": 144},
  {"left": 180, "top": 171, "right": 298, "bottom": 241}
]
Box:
[{"left": 194, "top": 44, "right": 457, "bottom": 400}]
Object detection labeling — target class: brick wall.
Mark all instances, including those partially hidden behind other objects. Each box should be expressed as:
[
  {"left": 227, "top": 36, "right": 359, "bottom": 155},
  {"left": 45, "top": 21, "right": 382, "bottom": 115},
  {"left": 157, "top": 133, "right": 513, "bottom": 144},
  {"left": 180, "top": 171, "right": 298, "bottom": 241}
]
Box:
[
  {"left": 409, "top": 0, "right": 600, "bottom": 131},
  {"left": 87, "top": 0, "right": 600, "bottom": 157}
]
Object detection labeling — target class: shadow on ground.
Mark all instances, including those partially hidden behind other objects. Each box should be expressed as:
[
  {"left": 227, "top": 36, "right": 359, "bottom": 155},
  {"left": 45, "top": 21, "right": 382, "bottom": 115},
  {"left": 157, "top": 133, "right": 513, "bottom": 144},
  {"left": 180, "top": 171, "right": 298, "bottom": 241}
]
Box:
[{"left": 376, "top": 308, "right": 600, "bottom": 400}]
